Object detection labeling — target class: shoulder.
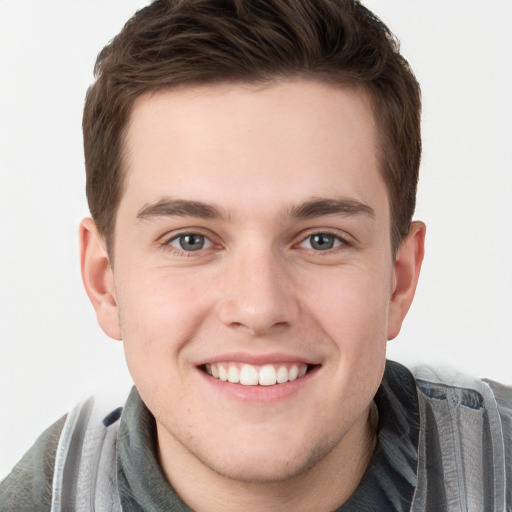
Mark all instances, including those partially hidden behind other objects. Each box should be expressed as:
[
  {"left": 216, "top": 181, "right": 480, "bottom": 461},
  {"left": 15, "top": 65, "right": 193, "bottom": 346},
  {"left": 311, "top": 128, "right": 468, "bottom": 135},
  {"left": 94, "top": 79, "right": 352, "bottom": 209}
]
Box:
[
  {"left": 411, "top": 364, "right": 512, "bottom": 416},
  {"left": 410, "top": 364, "right": 512, "bottom": 435},
  {"left": 0, "top": 414, "right": 66, "bottom": 512},
  {"left": 483, "top": 377, "right": 512, "bottom": 419},
  {"left": 0, "top": 395, "right": 125, "bottom": 512},
  {"left": 51, "top": 396, "right": 124, "bottom": 512},
  {"left": 482, "top": 378, "right": 512, "bottom": 462},
  {"left": 408, "top": 364, "right": 512, "bottom": 510}
]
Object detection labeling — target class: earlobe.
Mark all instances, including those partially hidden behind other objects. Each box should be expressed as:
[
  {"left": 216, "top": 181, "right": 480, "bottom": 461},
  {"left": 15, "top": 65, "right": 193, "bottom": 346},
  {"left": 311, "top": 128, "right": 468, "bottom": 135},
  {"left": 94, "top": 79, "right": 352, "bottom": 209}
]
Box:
[
  {"left": 387, "top": 221, "right": 426, "bottom": 340},
  {"left": 79, "top": 218, "right": 122, "bottom": 340}
]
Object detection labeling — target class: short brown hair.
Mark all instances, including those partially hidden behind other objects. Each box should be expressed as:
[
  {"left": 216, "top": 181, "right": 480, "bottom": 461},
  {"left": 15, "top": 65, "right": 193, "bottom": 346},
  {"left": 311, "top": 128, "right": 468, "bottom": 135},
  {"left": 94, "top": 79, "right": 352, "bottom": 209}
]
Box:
[{"left": 83, "top": 0, "right": 421, "bottom": 254}]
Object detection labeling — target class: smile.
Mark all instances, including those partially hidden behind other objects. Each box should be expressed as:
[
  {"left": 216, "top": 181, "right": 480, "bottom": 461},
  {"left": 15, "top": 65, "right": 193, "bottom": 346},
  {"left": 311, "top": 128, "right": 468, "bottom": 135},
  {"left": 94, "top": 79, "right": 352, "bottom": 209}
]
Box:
[{"left": 204, "top": 362, "right": 309, "bottom": 386}]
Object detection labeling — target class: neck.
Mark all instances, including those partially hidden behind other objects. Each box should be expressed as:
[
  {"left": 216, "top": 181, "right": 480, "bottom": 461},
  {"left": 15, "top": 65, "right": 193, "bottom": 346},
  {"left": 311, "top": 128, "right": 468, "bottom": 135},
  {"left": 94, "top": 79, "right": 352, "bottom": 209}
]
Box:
[{"left": 157, "top": 402, "right": 378, "bottom": 512}]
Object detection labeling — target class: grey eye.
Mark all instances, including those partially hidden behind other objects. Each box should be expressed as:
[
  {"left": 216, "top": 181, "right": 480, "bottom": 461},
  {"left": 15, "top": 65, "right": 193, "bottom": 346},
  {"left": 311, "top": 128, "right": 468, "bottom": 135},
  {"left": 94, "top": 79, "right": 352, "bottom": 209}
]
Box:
[
  {"left": 299, "top": 233, "right": 343, "bottom": 251},
  {"left": 310, "top": 234, "right": 335, "bottom": 250},
  {"left": 170, "top": 234, "right": 211, "bottom": 251}
]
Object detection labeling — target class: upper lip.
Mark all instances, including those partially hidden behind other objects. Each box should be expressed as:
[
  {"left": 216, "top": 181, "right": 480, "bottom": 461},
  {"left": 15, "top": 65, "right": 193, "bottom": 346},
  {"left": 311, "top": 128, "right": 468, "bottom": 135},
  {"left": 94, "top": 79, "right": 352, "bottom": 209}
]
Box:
[{"left": 195, "top": 351, "right": 321, "bottom": 367}]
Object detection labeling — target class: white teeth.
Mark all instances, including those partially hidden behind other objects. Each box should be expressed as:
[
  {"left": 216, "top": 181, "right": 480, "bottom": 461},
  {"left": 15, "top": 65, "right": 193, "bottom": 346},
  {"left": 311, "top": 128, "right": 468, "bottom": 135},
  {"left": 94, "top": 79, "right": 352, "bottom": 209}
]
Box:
[
  {"left": 276, "top": 366, "right": 288, "bottom": 384},
  {"left": 259, "top": 365, "right": 277, "bottom": 386},
  {"left": 227, "top": 366, "right": 240, "bottom": 383},
  {"left": 240, "top": 364, "right": 259, "bottom": 385},
  {"left": 218, "top": 365, "right": 228, "bottom": 382},
  {"left": 206, "top": 362, "right": 310, "bottom": 386},
  {"left": 288, "top": 364, "right": 299, "bottom": 381}
]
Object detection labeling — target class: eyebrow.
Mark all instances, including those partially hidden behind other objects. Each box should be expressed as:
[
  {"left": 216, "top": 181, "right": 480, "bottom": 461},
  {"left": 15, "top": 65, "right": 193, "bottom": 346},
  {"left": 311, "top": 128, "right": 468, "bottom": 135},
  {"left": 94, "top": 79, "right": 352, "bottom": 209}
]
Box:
[
  {"left": 287, "top": 198, "right": 375, "bottom": 219},
  {"left": 137, "top": 199, "right": 228, "bottom": 221},
  {"left": 136, "top": 197, "right": 375, "bottom": 222}
]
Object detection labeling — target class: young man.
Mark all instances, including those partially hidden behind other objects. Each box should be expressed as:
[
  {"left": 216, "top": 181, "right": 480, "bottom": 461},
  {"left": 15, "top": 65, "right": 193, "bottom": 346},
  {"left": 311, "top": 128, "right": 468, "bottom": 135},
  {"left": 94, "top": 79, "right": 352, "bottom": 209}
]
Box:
[{"left": 1, "top": 0, "right": 510, "bottom": 511}]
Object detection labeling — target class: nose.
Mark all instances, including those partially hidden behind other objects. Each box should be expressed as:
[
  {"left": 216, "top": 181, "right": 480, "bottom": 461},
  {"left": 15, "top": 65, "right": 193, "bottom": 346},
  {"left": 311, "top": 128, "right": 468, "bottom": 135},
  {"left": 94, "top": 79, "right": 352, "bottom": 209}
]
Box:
[{"left": 215, "top": 245, "right": 298, "bottom": 335}]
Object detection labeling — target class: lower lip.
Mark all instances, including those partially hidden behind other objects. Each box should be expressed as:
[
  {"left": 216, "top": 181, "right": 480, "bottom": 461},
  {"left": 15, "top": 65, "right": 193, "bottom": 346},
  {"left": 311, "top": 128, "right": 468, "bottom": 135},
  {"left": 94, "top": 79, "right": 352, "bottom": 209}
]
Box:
[{"left": 197, "top": 366, "right": 319, "bottom": 403}]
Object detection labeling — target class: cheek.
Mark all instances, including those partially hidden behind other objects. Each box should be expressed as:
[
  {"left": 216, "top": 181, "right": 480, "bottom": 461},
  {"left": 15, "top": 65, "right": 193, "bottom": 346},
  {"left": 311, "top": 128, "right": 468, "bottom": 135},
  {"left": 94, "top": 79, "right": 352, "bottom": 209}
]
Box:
[
  {"left": 302, "top": 264, "right": 391, "bottom": 354},
  {"left": 114, "top": 270, "right": 211, "bottom": 375},
  {"left": 310, "top": 267, "right": 390, "bottom": 407}
]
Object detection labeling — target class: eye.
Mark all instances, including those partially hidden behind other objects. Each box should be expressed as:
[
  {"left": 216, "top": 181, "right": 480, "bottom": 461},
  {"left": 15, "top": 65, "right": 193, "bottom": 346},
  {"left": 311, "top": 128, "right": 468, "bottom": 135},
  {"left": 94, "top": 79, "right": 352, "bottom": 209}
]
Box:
[
  {"left": 168, "top": 233, "right": 212, "bottom": 252},
  {"left": 299, "top": 233, "right": 344, "bottom": 251}
]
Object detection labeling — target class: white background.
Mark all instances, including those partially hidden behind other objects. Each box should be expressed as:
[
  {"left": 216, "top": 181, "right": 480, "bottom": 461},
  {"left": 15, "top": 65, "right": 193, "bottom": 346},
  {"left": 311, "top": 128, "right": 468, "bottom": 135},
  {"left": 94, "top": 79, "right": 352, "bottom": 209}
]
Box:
[{"left": 1, "top": 1, "right": 511, "bottom": 479}]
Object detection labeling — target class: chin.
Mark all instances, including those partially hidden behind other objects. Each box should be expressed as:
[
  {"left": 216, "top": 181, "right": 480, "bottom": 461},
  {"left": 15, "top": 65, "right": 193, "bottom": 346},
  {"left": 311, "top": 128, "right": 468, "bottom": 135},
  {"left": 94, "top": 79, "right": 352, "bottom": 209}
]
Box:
[
  {"left": 206, "top": 455, "right": 314, "bottom": 484},
  {"left": 195, "top": 431, "right": 338, "bottom": 484}
]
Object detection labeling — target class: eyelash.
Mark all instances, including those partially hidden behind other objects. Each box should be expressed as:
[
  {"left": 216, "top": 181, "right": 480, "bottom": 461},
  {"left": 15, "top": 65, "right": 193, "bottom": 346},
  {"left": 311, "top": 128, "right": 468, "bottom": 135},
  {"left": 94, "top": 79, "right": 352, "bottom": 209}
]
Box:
[
  {"left": 163, "top": 232, "right": 214, "bottom": 256},
  {"left": 296, "top": 232, "right": 349, "bottom": 252},
  {"left": 161, "top": 230, "right": 350, "bottom": 256}
]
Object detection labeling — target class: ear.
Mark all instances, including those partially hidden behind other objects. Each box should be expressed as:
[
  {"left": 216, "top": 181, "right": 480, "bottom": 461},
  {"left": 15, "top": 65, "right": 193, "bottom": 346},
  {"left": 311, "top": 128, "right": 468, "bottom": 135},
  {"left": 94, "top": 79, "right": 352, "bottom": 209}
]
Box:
[
  {"left": 79, "top": 218, "right": 122, "bottom": 340},
  {"left": 387, "top": 221, "right": 426, "bottom": 340}
]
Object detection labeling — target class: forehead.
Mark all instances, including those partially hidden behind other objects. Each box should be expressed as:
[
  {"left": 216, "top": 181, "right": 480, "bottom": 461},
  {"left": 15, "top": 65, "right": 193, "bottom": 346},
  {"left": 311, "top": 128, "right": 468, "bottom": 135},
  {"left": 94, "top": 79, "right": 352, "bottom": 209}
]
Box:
[{"left": 120, "top": 80, "right": 388, "bottom": 222}]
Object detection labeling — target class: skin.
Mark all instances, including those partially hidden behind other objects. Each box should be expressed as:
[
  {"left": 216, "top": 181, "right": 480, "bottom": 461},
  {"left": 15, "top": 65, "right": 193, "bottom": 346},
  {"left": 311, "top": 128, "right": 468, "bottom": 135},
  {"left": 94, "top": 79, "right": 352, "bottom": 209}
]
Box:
[{"left": 81, "top": 80, "right": 425, "bottom": 511}]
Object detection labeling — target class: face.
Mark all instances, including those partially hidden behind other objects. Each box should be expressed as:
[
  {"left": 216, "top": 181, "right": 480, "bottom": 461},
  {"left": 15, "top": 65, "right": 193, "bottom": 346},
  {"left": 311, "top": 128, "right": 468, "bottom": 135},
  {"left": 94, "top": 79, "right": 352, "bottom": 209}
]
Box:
[{"left": 88, "top": 80, "right": 419, "bottom": 484}]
